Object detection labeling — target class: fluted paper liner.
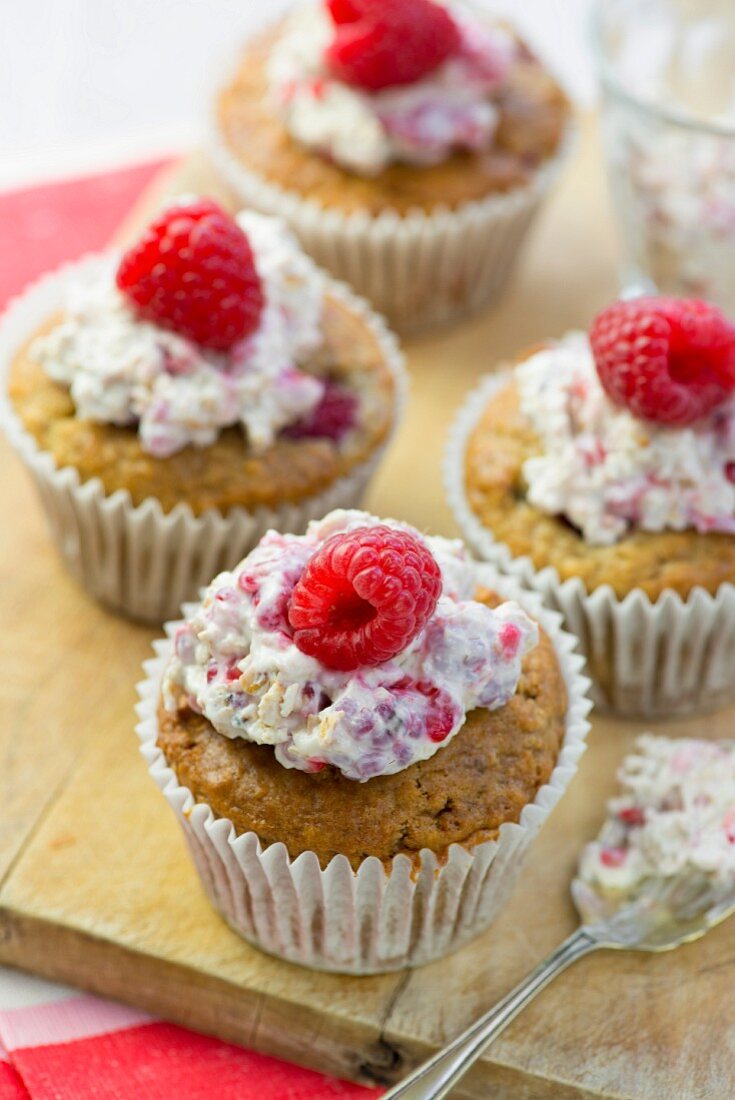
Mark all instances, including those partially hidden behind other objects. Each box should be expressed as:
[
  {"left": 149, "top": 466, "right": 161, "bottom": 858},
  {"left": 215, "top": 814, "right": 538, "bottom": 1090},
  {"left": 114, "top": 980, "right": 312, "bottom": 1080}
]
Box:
[
  {"left": 0, "top": 254, "right": 406, "bottom": 624},
  {"left": 135, "top": 566, "right": 591, "bottom": 974},
  {"left": 209, "top": 119, "right": 575, "bottom": 333},
  {"left": 445, "top": 372, "right": 735, "bottom": 717}
]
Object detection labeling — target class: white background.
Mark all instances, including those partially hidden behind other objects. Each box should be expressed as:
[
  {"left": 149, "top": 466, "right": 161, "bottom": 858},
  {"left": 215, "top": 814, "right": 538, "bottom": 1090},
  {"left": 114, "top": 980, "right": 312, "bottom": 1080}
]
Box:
[{"left": 0, "top": 0, "right": 596, "bottom": 191}]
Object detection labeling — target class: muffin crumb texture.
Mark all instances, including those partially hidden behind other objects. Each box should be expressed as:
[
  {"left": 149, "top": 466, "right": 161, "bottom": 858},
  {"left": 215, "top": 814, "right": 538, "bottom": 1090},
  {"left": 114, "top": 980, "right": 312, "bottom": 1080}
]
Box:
[{"left": 157, "top": 590, "right": 567, "bottom": 869}]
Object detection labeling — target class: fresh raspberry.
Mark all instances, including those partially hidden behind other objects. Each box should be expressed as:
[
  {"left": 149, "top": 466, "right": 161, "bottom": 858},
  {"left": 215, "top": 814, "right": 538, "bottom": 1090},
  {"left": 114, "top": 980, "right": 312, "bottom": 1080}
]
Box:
[
  {"left": 325, "top": 0, "right": 461, "bottom": 92},
  {"left": 288, "top": 525, "right": 443, "bottom": 670},
  {"left": 283, "top": 379, "right": 358, "bottom": 442},
  {"left": 590, "top": 296, "right": 735, "bottom": 427},
  {"left": 116, "top": 198, "right": 264, "bottom": 351}
]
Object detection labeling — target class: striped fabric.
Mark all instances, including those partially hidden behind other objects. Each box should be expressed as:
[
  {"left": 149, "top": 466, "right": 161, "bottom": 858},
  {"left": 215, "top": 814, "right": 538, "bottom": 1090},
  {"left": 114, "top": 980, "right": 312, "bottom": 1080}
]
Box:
[{"left": 0, "top": 973, "right": 378, "bottom": 1099}]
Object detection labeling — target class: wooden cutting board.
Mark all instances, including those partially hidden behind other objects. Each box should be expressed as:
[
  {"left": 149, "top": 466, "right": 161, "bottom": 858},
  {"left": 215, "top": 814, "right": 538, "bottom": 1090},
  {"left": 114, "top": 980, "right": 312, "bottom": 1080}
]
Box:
[{"left": 2, "top": 120, "right": 734, "bottom": 1100}]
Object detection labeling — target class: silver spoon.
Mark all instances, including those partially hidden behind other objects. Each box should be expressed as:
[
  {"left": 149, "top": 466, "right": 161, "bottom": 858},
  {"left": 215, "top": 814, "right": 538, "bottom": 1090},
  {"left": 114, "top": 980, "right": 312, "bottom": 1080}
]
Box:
[{"left": 382, "top": 865, "right": 735, "bottom": 1099}]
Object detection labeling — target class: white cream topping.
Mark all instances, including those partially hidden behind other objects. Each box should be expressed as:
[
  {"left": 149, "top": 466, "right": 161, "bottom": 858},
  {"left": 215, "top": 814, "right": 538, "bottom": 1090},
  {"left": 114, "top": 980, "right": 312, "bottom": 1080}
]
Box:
[
  {"left": 32, "top": 210, "right": 325, "bottom": 458},
  {"left": 267, "top": 4, "right": 515, "bottom": 176},
  {"left": 163, "top": 509, "right": 538, "bottom": 782},
  {"left": 579, "top": 735, "right": 735, "bottom": 893},
  {"left": 516, "top": 332, "right": 735, "bottom": 546}
]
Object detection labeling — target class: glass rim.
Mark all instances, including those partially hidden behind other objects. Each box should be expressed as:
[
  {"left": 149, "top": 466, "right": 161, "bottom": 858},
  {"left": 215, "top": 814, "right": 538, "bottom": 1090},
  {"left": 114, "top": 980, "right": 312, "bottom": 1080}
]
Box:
[{"left": 590, "top": 0, "right": 735, "bottom": 139}]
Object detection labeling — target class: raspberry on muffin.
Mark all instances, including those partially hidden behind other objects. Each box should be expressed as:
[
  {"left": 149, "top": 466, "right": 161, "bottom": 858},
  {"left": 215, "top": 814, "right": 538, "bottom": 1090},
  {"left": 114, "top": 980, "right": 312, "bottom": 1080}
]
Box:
[
  {"left": 462, "top": 295, "right": 735, "bottom": 592},
  {"left": 590, "top": 296, "right": 735, "bottom": 427},
  {"left": 3, "top": 198, "right": 402, "bottom": 622},
  {"left": 141, "top": 509, "right": 590, "bottom": 971},
  {"left": 10, "top": 197, "right": 399, "bottom": 499},
  {"left": 24, "top": 197, "right": 361, "bottom": 467},
  {"left": 116, "top": 197, "right": 265, "bottom": 350},
  {"left": 288, "top": 523, "right": 443, "bottom": 669},
  {"left": 161, "top": 509, "right": 543, "bottom": 786},
  {"left": 211, "top": 0, "right": 572, "bottom": 330},
  {"left": 325, "top": 0, "right": 461, "bottom": 92},
  {"left": 228, "top": 0, "right": 568, "bottom": 195},
  {"left": 449, "top": 294, "right": 735, "bottom": 717}
]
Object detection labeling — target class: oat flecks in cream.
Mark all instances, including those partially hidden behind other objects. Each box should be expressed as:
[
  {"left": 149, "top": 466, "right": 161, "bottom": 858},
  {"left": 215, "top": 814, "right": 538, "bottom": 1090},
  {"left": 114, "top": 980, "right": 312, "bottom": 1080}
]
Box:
[
  {"left": 267, "top": 5, "right": 516, "bottom": 176},
  {"left": 516, "top": 332, "right": 735, "bottom": 546},
  {"left": 163, "top": 509, "right": 538, "bottom": 782},
  {"left": 32, "top": 211, "right": 325, "bottom": 458},
  {"left": 579, "top": 735, "right": 735, "bottom": 893}
]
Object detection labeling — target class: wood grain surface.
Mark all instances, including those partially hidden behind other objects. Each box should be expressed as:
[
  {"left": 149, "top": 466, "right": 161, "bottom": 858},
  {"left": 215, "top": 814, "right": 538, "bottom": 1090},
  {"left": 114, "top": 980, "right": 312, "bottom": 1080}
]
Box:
[{"left": 1, "top": 120, "right": 734, "bottom": 1100}]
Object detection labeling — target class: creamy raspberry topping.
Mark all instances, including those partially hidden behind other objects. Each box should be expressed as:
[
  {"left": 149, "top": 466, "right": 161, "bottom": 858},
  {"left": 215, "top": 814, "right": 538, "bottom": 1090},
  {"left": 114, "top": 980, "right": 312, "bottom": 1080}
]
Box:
[
  {"left": 163, "top": 509, "right": 538, "bottom": 781},
  {"left": 32, "top": 210, "right": 325, "bottom": 458},
  {"left": 516, "top": 332, "right": 735, "bottom": 545},
  {"left": 267, "top": 4, "right": 516, "bottom": 176},
  {"left": 579, "top": 735, "right": 735, "bottom": 893}
]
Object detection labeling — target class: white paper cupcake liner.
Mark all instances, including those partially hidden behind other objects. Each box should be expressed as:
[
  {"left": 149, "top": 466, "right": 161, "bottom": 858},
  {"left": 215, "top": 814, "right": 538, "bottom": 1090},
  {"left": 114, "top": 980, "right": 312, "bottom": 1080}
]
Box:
[
  {"left": 135, "top": 565, "right": 591, "bottom": 975},
  {"left": 0, "top": 254, "right": 406, "bottom": 624},
  {"left": 445, "top": 372, "right": 735, "bottom": 718},
  {"left": 208, "top": 118, "right": 574, "bottom": 333}
]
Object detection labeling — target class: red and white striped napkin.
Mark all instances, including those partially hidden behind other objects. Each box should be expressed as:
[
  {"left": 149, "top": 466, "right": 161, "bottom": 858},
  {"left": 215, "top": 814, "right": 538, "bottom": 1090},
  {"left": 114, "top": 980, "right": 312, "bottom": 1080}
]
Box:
[{"left": 0, "top": 968, "right": 379, "bottom": 1099}]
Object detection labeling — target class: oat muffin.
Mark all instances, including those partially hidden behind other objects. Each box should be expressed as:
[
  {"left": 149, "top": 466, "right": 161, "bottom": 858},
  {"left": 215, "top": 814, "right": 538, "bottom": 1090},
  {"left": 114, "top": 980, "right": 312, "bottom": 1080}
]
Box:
[
  {"left": 217, "top": 22, "right": 568, "bottom": 217},
  {"left": 9, "top": 291, "right": 396, "bottom": 516},
  {"left": 140, "top": 509, "right": 590, "bottom": 971},
  {"left": 465, "top": 374, "right": 735, "bottom": 602},
  {"left": 211, "top": 0, "right": 572, "bottom": 329},
  {"left": 0, "top": 199, "right": 403, "bottom": 622},
  {"left": 449, "top": 295, "right": 735, "bottom": 717},
  {"left": 159, "top": 588, "right": 566, "bottom": 869}
]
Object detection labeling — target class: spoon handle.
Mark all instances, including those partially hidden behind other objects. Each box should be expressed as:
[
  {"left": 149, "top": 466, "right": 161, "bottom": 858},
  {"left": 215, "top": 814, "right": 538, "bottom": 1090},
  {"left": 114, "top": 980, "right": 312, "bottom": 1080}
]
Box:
[{"left": 382, "top": 928, "right": 598, "bottom": 1100}]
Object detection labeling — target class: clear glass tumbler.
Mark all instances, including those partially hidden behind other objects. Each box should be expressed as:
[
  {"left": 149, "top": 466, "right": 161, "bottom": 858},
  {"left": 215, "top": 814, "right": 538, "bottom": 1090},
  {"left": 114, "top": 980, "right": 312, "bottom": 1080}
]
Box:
[{"left": 593, "top": 0, "right": 735, "bottom": 314}]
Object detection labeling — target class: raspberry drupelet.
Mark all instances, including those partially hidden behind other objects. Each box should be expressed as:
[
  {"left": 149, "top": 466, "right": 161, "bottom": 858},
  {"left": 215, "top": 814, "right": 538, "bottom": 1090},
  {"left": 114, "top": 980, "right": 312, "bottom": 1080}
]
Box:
[{"left": 163, "top": 510, "right": 540, "bottom": 781}]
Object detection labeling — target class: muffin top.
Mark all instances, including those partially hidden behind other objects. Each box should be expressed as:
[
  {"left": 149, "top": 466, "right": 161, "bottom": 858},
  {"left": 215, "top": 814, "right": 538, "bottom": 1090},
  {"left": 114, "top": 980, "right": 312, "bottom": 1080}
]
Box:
[
  {"left": 163, "top": 508, "right": 538, "bottom": 781},
  {"left": 216, "top": 2, "right": 569, "bottom": 214},
  {"left": 31, "top": 199, "right": 335, "bottom": 460},
  {"left": 159, "top": 508, "right": 569, "bottom": 867},
  {"left": 9, "top": 198, "right": 398, "bottom": 513},
  {"left": 465, "top": 296, "right": 735, "bottom": 598},
  {"left": 267, "top": 0, "right": 521, "bottom": 176}
]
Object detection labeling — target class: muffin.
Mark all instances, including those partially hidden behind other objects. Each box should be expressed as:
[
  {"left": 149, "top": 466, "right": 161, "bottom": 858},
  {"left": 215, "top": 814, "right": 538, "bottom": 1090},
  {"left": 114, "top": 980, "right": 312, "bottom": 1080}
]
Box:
[
  {"left": 0, "top": 198, "right": 404, "bottom": 622},
  {"left": 137, "top": 509, "right": 591, "bottom": 973},
  {"left": 211, "top": 0, "right": 572, "bottom": 331},
  {"left": 446, "top": 294, "right": 735, "bottom": 716}
]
